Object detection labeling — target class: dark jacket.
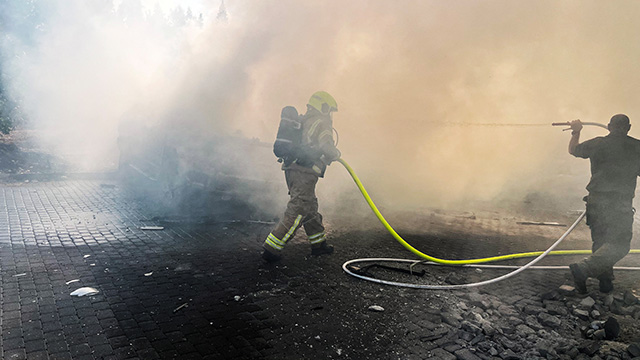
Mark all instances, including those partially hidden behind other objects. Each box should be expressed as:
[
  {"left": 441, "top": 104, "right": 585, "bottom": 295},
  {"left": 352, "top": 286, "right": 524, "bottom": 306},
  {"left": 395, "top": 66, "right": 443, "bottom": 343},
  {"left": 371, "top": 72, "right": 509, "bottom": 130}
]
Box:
[{"left": 284, "top": 107, "right": 340, "bottom": 177}]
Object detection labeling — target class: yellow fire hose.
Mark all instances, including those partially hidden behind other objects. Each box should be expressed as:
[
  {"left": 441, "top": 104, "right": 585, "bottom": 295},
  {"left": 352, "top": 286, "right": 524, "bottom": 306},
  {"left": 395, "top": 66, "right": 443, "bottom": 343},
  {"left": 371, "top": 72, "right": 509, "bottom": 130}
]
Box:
[
  {"left": 337, "top": 121, "right": 640, "bottom": 288},
  {"left": 337, "top": 158, "right": 640, "bottom": 265}
]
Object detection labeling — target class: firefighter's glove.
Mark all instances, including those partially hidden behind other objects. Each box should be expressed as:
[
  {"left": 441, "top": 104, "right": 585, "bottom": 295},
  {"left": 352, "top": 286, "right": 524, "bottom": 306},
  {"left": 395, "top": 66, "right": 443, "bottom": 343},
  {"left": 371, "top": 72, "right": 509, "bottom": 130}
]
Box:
[
  {"left": 320, "top": 150, "right": 340, "bottom": 165},
  {"left": 327, "top": 148, "right": 341, "bottom": 164}
]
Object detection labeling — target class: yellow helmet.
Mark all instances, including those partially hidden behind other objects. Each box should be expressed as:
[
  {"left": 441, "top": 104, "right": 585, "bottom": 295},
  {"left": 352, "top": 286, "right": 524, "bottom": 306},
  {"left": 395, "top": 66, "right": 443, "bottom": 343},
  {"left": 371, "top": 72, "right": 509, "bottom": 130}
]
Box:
[{"left": 308, "top": 91, "right": 338, "bottom": 115}]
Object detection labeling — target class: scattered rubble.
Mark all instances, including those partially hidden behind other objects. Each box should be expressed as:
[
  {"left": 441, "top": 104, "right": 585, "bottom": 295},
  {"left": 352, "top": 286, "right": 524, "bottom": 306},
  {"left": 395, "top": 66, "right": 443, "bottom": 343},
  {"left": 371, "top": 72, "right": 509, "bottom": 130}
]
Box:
[{"left": 419, "top": 285, "right": 640, "bottom": 360}]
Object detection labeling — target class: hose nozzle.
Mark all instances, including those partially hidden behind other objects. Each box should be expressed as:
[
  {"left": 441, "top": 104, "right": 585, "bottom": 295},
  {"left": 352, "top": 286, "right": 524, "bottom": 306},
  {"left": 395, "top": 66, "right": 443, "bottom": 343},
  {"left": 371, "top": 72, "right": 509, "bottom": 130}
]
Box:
[
  {"left": 552, "top": 120, "right": 608, "bottom": 131},
  {"left": 552, "top": 121, "right": 575, "bottom": 131}
]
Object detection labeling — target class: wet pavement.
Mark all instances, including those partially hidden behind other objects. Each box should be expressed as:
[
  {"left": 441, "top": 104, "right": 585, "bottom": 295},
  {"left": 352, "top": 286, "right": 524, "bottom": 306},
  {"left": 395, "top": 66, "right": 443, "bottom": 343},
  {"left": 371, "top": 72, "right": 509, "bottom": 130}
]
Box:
[{"left": 1, "top": 176, "right": 640, "bottom": 359}]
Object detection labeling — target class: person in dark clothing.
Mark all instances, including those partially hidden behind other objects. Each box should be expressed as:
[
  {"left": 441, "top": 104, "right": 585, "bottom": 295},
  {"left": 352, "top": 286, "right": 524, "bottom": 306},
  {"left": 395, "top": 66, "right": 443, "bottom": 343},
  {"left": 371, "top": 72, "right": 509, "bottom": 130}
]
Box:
[{"left": 568, "top": 114, "right": 640, "bottom": 293}]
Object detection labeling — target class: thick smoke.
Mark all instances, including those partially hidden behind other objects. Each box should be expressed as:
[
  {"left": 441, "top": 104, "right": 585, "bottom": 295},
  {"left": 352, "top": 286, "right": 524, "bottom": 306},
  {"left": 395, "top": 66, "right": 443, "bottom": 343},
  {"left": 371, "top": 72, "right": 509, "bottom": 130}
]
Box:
[{"left": 4, "top": 1, "right": 640, "bottom": 214}]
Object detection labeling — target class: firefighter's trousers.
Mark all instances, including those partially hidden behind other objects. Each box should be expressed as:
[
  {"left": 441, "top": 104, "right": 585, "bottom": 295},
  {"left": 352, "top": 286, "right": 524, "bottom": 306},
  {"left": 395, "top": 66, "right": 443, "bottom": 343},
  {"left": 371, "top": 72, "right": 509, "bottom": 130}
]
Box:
[
  {"left": 578, "top": 193, "right": 634, "bottom": 280},
  {"left": 264, "top": 168, "right": 326, "bottom": 254}
]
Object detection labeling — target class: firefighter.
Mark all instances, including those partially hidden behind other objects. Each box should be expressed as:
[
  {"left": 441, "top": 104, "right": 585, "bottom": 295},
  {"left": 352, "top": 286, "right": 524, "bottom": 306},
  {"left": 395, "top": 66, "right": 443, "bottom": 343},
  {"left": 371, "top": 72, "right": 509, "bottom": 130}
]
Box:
[
  {"left": 568, "top": 114, "right": 640, "bottom": 293},
  {"left": 262, "top": 91, "right": 342, "bottom": 262}
]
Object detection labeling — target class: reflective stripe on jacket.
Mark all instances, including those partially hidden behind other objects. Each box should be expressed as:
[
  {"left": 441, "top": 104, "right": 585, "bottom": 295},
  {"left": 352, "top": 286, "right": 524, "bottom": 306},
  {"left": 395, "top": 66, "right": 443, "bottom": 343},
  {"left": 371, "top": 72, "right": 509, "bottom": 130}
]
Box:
[{"left": 283, "top": 108, "right": 339, "bottom": 177}]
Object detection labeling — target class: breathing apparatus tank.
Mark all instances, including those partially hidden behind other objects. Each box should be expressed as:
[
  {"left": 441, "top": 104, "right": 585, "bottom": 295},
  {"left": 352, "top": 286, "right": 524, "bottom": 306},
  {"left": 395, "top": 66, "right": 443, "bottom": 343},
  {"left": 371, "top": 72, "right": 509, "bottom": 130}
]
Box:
[{"left": 273, "top": 106, "right": 302, "bottom": 164}]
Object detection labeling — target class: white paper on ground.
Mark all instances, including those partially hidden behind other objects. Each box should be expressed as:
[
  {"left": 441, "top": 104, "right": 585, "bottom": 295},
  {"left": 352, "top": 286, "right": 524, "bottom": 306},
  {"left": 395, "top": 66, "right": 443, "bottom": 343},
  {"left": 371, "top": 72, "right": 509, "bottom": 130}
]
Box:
[{"left": 70, "top": 287, "right": 99, "bottom": 297}]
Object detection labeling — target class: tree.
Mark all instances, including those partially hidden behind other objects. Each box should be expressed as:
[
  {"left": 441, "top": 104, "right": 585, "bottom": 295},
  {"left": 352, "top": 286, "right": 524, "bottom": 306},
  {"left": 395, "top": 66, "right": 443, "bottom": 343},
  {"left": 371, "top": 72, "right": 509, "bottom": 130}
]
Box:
[
  {"left": 170, "top": 6, "right": 186, "bottom": 27},
  {"left": 117, "top": 0, "right": 143, "bottom": 25},
  {"left": 216, "top": 0, "right": 228, "bottom": 22}
]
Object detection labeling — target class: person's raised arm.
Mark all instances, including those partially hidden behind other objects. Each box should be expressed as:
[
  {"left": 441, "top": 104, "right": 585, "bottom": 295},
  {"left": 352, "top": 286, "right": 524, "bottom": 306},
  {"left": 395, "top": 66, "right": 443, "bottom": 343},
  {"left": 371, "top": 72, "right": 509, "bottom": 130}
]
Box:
[{"left": 568, "top": 120, "right": 583, "bottom": 155}]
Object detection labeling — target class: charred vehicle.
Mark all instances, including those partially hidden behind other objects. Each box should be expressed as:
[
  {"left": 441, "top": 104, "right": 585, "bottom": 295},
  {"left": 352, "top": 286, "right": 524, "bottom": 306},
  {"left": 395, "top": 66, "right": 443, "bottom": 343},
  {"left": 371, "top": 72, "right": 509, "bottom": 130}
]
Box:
[{"left": 118, "top": 124, "right": 284, "bottom": 222}]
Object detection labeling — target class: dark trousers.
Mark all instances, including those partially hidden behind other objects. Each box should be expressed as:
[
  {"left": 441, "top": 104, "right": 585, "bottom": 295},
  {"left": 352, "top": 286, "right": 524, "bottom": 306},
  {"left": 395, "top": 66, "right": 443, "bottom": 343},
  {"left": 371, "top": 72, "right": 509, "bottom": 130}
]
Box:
[
  {"left": 580, "top": 193, "right": 633, "bottom": 280},
  {"left": 263, "top": 168, "right": 326, "bottom": 253}
]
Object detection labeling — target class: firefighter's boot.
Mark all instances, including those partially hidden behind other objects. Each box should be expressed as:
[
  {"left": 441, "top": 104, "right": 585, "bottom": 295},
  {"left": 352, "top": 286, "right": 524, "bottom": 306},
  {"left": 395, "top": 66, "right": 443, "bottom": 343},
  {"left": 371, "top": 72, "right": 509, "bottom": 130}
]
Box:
[
  {"left": 570, "top": 263, "right": 588, "bottom": 294},
  {"left": 311, "top": 242, "right": 334, "bottom": 256},
  {"left": 262, "top": 249, "right": 282, "bottom": 263},
  {"left": 598, "top": 269, "right": 614, "bottom": 293}
]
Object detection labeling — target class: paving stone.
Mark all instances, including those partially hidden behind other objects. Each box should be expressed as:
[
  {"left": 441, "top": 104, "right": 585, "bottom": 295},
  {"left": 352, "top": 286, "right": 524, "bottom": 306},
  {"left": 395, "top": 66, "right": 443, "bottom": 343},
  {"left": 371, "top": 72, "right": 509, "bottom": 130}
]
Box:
[
  {"left": 578, "top": 341, "right": 600, "bottom": 356},
  {"left": 579, "top": 297, "right": 596, "bottom": 309},
  {"left": 24, "top": 339, "right": 46, "bottom": 353},
  {"left": 46, "top": 341, "right": 69, "bottom": 354},
  {"left": 69, "top": 343, "right": 92, "bottom": 357},
  {"left": 499, "top": 349, "right": 522, "bottom": 360},
  {"left": 545, "top": 303, "right": 568, "bottom": 316},
  {"left": 444, "top": 343, "right": 462, "bottom": 353},
  {"left": 454, "top": 348, "right": 482, "bottom": 360},
  {"left": 3, "top": 347, "right": 27, "bottom": 360},
  {"left": 628, "top": 343, "right": 640, "bottom": 357},
  {"left": 23, "top": 350, "right": 49, "bottom": 360},
  {"left": 420, "top": 326, "right": 451, "bottom": 342},
  {"left": 441, "top": 312, "right": 462, "bottom": 327},
  {"left": 429, "top": 348, "right": 456, "bottom": 360},
  {"left": 92, "top": 344, "right": 115, "bottom": 358},
  {"left": 624, "top": 291, "right": 639, "bottom": 305},
  {"left": 523, "top": 305, "right": 546, "bottom": 315},
  {"left": 574, "top": 309, "right": 590, "bottom": 320},
  {"left": 0, "top": 176, "right": 638, "bottom": 360},
  {"left": 137, "top": 348, "right": 161, "bottom": 359},
  {"left": 3, "top": 337, "right": 26, "bottom": 350},
  {"left": 515, "top": 324, "right": 536, "bottom": 337}
]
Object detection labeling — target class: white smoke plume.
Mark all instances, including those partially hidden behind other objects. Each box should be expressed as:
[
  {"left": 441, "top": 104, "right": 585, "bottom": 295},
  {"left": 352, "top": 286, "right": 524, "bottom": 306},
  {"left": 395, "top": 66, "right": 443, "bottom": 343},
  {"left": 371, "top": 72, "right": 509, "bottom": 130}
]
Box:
[{"left": 4, "top": 0, "right": 640, "bottom": 213}]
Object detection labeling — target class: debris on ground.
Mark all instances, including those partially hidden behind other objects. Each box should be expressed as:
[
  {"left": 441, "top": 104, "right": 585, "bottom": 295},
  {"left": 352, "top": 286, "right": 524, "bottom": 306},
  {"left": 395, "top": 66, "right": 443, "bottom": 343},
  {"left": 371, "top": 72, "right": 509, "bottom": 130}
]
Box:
[
  {"left": 558, "top": 284, "right": 575, "bottom": 294},
  {"left": 368, "top": 305, "right": 385, "bottom": 312},
  {"left": 70, "top": 287, "right": 99, "bottom": 297},
  {"left": 414, "top": 285, "right": 640, "bottom": 359},
  {"left": 173, "top": 303, "right": 188, "bottom": 313},
  {"left": 140, "top": 226, "right": 164, "bottom": 230},
  {"left": 516, "top": 221, "right": 566, "bottom": 227},
  {"left": 583, "top": 317, "right": 620, "bottom": 340}
]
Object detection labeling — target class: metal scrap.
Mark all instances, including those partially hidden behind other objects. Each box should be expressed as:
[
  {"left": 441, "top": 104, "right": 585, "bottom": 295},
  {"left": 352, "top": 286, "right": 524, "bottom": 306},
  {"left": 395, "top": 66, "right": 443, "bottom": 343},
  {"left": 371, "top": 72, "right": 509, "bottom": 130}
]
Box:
[
  {"left": 173, "top": 303, "right": 188, "bottom": 313},
  {"left": 140, "top": 226, "right": 164, "bottom": 231},
  {"left": 516, "top": 221, "right": 566, "bottom": 227}
]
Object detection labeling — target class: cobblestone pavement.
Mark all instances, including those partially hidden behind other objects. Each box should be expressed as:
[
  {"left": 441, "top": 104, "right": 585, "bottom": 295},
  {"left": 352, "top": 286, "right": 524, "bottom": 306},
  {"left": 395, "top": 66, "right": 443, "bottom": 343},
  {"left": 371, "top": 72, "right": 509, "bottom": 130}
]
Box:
[{"left": 1, "top": 179, "right": 640, "bottom": 359}]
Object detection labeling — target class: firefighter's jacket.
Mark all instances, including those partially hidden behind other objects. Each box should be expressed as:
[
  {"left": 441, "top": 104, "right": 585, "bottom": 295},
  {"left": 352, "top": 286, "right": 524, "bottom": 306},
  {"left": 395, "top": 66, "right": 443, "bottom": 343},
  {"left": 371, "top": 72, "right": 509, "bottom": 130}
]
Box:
[{"left": 283, "top": 108, "right": 340, "bottom": 177}]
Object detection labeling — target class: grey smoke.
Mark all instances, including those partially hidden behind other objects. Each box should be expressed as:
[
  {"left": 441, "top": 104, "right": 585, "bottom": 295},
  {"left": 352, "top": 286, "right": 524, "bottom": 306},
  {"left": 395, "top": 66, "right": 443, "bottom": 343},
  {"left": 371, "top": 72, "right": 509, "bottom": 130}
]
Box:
[{"left": 3, "top": 1, "right": 640, "bottom": 213}]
